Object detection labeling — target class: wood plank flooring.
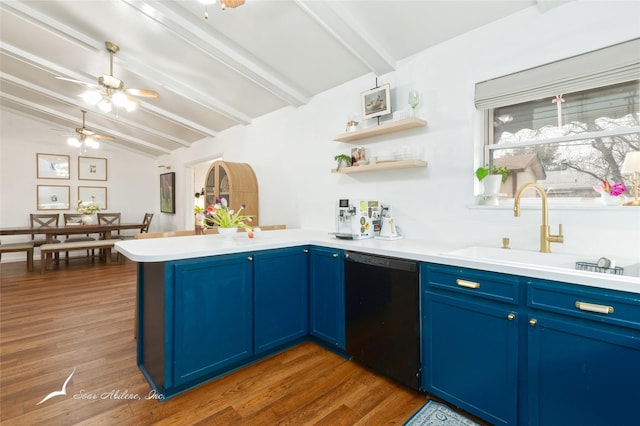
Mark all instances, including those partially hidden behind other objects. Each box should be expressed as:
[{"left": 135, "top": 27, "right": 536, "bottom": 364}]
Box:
[{"left": 0, "top": 259, "right": 483, "bottom": 425}]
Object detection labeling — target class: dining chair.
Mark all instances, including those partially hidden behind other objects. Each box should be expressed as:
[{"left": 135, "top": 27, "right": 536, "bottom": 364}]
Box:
[
  {"left": 29, "top": 213, "right": 61, "bottom": 246},
  {"left": 62, "top": 213, "right": 96, "bottom": 262},
  {"left": 0, "top": 239, "right": 34, "bottom": 271},
  {"left": 97, "top": 212, "right": 121, "bottom": 237},
  {"left": 110, "top": 212, "right": 154, "bottom": 240},
  {"left": 30, "top": 213, "right": 61, "bottom": 265}
]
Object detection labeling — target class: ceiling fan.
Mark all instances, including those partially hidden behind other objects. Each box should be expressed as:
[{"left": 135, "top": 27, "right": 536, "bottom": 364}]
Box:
[
  {"left": 66, "top": 110, "right": 114, "bottom": 151},
  {"left": 57, "top": 41, "right": 159, "bottom": 113}
]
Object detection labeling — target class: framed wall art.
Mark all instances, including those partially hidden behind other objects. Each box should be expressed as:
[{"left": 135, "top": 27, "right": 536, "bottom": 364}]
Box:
[
  {"left": 78, "top": 186, "right": 107, "bottom": 209},
  {"left": 37, "top": 153, "right": 70, "bottom": 179},
  {"left": 37, "top": 185, "right": 70, "bottom": 210},
  {"left": 361, "top": 83, "right": 391, "bottom": 120},
  {"left": 160, "top": 172, "right": 175, "bottom": 214},
  {"left": 78, "top": 156, "right": 107, "bottom": 181}
]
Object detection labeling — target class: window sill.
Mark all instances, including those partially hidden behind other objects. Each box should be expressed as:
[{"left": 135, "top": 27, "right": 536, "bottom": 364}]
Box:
[{"left": 468, "top": 197, "right": 638, "bottom": 211}]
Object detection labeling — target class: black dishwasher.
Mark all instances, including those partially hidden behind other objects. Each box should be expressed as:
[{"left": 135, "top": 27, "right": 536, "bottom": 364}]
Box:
[{"left": 344, "top": 251, "right": 421, "bottom": 391}]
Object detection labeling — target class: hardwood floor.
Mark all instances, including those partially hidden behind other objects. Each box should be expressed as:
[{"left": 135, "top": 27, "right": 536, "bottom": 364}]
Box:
[{"left": 1, "top": 259, "right": 434, "bottom": 425}]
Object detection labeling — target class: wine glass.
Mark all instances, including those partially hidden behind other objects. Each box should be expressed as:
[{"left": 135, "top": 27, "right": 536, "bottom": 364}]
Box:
[{"left": 408, "top": 90, "right": 420, "bottom": 117}]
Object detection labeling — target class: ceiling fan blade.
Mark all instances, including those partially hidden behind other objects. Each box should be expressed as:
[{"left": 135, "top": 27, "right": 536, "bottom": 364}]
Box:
[
  {"left": 126, "top": 88, "right": 159, "bottom": 99},
  {"left": 93, "top": 134, "right": 115, "bottom": 141},
  {"left": 55, "top": 76, "right": 98, "bottom": 88}
]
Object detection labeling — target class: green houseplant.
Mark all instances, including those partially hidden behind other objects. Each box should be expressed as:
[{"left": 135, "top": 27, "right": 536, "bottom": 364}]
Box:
[
  {"left": 476, "top": 164, "right": 510, "bottom": 196},
  {"left": 334, "top": 154, "right": 352, "bottom": 171},
  {"left": 475, "top": 164, "right": 510, "bottom": 183}
]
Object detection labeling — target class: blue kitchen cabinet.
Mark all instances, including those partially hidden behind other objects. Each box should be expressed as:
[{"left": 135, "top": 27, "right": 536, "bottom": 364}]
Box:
[
  {"left": 309, "top": 247, "right": 345, "bottom": 349},
  {"left": 173, "top": 253, "right": 253, "bottom": 388},
  {"left": 422, "top": 264, "right": 519, "bottom": 426},
  {"left": 253, "top": 246, "right": 309, "bottom": 354},
  {"left": 526, "top": 279, "right": 640, "bottom": 426}
]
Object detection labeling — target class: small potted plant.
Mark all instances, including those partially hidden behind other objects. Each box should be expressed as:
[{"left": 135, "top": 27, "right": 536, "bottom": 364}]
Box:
[
  {"left": 475, "top": 164, "right": 510, "bottom": 195},
  {"left": 334, "top": 154, "right": 352, "bottom": 171}
]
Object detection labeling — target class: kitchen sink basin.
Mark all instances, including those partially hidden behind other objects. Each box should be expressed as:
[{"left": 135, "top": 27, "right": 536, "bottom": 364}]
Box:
[{"left": 445, "top": 246, "right": 640, "bottom": 277}]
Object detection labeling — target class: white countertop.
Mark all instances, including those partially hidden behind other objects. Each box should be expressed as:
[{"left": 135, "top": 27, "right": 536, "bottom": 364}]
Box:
[{"left": 115, "top": 228, "right": 640, "bottom": 294}]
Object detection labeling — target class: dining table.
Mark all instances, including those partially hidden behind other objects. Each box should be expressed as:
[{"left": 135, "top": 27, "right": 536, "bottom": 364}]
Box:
[
  {"left": 1, "top": 223, "right": 147, "bottom": 269},
  {"left": 0, "top": 223, "right": 147, "bottom": 243}
]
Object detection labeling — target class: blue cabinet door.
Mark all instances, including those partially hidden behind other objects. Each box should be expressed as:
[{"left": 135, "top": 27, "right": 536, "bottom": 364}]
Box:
[
  {"left": 309, "top": 247, "right": 345, "bottom": 349},
  {"left": 422, "top": 264, "right": 519, "bottom": 425},
  {"left": 253, "top": 247, "right": 309, "bottom": 354},
  {"left": 423, "top": 291, "right": 519, "bottom": 426},
  {"left": 173, "top": 253, "right": 253, "bottom": 387},
  {"left": 527, "top": 314, "right": 640, "bottom": 426}
]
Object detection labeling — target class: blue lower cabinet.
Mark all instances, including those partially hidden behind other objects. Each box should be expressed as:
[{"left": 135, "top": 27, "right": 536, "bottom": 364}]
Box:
[
  {"left": 309, "top": 247, "right": 345, "bottom": 349},
  {"left": 526, "top": 279, "right": 640, "bottom": 426},
  {"left": 422, "top": 264, "right": 519, "bottom": 426},
  {"left": 253, "top": 247, "right": 309, "bottom": 354},
  {"left": 173, "top": 253, "right": 253, "bottom": 387}
]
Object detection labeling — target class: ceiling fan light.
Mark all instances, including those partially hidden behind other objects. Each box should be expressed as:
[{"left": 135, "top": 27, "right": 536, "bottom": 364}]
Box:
[
  {"left": 67, "top": 136, "right": 81, "bottom": 147},
  {"left": 112, "top": 91, "right": 128, "bottom": 107},
  {"left": 98, "top": 99, "right": 112, "bottom": 113},
  {"left": 124, "top": 99, "right": 137, "bottom": 112},
  {"left": 86, "top": 138, "right": 100, "bottom": 149},
  {"left": 81, "top": 90, "right": 102, "bottom": 105}
]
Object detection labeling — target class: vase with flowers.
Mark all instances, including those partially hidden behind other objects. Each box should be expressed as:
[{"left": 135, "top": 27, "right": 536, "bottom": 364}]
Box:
[
  {"left": 200, "top": 198, "right": 253, "bottom": 238},
  {"left": 594, "top": 180, "right": 627, "bottom": 205},
  {"left": 77, "top": 200, "right": 100, "bottom": 224}
]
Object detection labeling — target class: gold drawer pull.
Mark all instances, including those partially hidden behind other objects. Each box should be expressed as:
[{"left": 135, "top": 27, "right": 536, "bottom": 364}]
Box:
[
  {"left": 575, "top": 301, "right": 613, "bottom": 314},
  {"left": 456, "top": 279, "right": 480, "bottom": 289}
]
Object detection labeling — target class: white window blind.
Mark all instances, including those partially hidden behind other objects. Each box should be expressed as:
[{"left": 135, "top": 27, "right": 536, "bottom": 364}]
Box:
[{"left": 475, "top": 38, "right": 640, "bottom": 110}]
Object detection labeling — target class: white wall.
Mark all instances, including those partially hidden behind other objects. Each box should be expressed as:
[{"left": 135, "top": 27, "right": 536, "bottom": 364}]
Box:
[
  {"left": 0, "top": 110, "right": 158, "bottom": 260},
  {"left": 170, "top": 0, "right": 640, "bottom": 261},
  {"left": 2, "top": 1, "right": 639, "bottom": 265}
]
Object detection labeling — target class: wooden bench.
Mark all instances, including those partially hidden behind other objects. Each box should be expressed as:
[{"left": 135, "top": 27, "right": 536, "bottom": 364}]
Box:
[{"left": 40, "top": 239, "right": 121, "bottom": 273}]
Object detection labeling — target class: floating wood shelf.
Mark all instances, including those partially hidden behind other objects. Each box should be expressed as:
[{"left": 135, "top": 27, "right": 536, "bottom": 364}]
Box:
[
  {"left": 331, "top": 160, "right": 428, "bottom": 174},
  {"left": 333, "top": 118, "right": 427, "bottom": 143}
]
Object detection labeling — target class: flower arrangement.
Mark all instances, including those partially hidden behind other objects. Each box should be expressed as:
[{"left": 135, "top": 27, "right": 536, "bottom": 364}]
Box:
[
  {"left": 594, "top": 180, "right": 626, "bottom": 196},
  {"left": 200, "top": 198, "right": 253, "bottom": 229},
  {"left": 76, "top": 200, "right": 100, "bottom": 215}
]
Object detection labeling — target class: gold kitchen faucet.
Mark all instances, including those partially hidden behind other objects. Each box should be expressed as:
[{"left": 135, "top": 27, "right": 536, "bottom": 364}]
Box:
[{"left": 513, "top": 183, "right": 564, "bottom": 253}]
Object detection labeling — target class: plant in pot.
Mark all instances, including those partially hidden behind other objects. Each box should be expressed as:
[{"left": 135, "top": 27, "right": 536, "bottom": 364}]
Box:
[
  {"left": 334, "top": 154, "right": 352, "bottom": 171},
  {"left": 475, "top": 164, "right": 510, "bottom": 195}
]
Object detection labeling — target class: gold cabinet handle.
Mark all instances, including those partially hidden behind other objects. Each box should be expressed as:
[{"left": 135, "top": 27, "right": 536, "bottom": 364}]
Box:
[
  {"left": 456, "top": 279, "right": 480, "bottom": 289},
  {"left": 575, "top": 301, "right": 613, "bottom": 314},
  {"left": 529, "top": 318, "right": 537, "bottom": 326},
  {"left": 303, "top": 249, "right": 309, "bottom": 253},
  {"left": 247, "top": 256, "right": 253, "bottom": 261},
  {"left": 333, "top": 253, "right": 339, "bottom": 258},
  {"left": 507, "top": 313, "right": 516, "bottom": 321}
]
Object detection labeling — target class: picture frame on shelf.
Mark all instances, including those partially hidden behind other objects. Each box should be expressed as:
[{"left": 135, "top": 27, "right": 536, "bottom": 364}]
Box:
[
  {"left": 37, "top": 185, "right": 70, "bottom": 210},
  {"left": 160, "top": 172, "right": 176, "bottom": 214},
  {"left": 37, "top": 153, "right": 70, "bottom": 179},
  {"left": 361, "top": 83, "right": 391, "bottom": 120},
  {"left": 78, "top": 156, "right": 107, "bottom": 181},
  {"left": 78, "top": 186, "right": 107, "bottom": 209}
]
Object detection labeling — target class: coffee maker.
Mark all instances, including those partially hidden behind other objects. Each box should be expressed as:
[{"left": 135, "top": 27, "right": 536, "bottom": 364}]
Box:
[{"left": 335, "top": 199, "right": 382, "bottom": 239}]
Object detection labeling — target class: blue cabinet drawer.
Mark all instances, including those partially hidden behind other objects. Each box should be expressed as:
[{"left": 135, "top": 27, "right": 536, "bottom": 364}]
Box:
[
  {"left": 527, "top": 279, "right": 640, "bottom": 330},
  {"left": 424, "top": 264, "right": 519, "bottom": 304}
]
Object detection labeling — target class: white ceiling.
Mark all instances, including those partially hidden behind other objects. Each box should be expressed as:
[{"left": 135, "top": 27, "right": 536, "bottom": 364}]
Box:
[{"left": 0, "top": 0, "right": 536, "bottom": 158}]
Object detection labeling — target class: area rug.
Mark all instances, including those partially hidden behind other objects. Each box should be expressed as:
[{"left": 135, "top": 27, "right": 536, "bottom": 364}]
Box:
[{"left": 404, "top": 400, "right": 481, "bottom": 426}]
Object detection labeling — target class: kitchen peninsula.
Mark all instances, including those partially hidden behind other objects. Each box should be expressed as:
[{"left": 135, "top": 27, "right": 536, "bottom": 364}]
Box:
[{"left": 115, "top": 230, "right": 640, "bottom": 426}]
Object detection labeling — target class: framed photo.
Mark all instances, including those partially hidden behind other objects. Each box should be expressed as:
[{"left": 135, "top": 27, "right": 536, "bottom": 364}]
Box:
[
  {"left": 78, "top": 186, "right": 107, "bottom": 209},
  {"left": 37, "top": 153, "right": 70, "bottom": 179},
  {"left": 361, "top": 83, "right": 391, "bottom": 120},
  {"left": 37, "top": 185, "right": 70, "bottom": 210},
  {"left": 160, "top": 172, "right": 175, "bottom": 214},
  {"left": 78, "top": 156, "right": 107, "bottom": 181}
]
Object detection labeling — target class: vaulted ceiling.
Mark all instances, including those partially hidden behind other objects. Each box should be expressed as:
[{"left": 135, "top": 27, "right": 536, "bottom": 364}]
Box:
[{"left": 1, "top": 0, "right": 536, "bottom": 158}]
